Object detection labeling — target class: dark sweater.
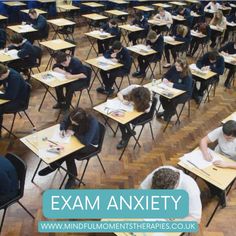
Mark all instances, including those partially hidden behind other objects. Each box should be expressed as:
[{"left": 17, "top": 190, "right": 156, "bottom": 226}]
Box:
[
  {"left": 146, "top": 35, "right": 164, "bottom": 60},
  {"left": 101, "top": 23, "right": 120, "bottom": 40},
  {"left": 196, "top": 52, "right": 225, "bottom": 75},
  {"left": 0, "top": 68, "right": 27, "bottom": 101},
  {"left": 132, "top": 16, "right": 149, "bottom": 31},
  {"left": 164, "top": 66, "right": 193, "bottom": 96},
  {"left": 60, "top": 115, "right": 100, "bottom": 146},
  {"left": 219, "top": 42, "right": 236, "bottom": 54},
  {"left": 104, "top": 47, "right": 132, "bottom": 72},
  {"left": 0, "top": 156, "right": 18, "bottom": 196},
  {"left": 31, "top": 14, "right": 47, "bottom": 36}
]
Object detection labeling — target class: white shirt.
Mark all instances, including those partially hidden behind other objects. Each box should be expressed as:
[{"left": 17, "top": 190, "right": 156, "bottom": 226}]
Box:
[
  {"left": 140, "top": 166, "right": 202, "bottom": 222},
  {"left": 153, "top": 11, "right": 173, "bottom": 28},
  {"left": 208, "top": 127, "right": 236, "bottom": 160},
  {"left": 204, "top": 2, "right": 221, "bottom": 11}
]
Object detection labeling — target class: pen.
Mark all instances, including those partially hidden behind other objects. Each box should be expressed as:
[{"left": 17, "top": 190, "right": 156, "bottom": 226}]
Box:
[{"left": 187, "top": 160, "right": 210, "bottom": 176}]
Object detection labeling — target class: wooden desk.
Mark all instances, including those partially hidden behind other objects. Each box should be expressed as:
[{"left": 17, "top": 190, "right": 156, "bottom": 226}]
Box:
[
  {"left": 3, "top": 1, "right": 26, "bottom": 7},
  {"left": 37, "top": 0, "right": 55, "bottom": 3},
  {"left": 82, "top": 2, "right": 104, "bottom": 8},
  {"left": 185, "top": 0, "right": 199, "bottom": 3},
  {"left": 169, "top": 1, "right": 187, "bottom": 6},
  {"left": 57, "top": 4, "right": 80, "bottom": 11},
  {"left": 0, "top": 49, "right": 19, "bottom": 63},
  {"left": 105, "top": 10, "right": 128, "bottom": 17},
  {"left": 148, "top": 19, "right": 167, "bottom": 27},
  {"left": 220, "top": 53, "right": 236, "bottom": 66},
  {"left": 0, "top": 99, "right": 9, "bottom": 105},
  {"left": 164, "top": 36, "right": 184, "bottom": 46},
  {"left": 109, "top": 0, "right": 128, "bottom": 4},
  {"left": 134, "top": 6, "right": 154, "bottom": 12},
  {"left": 190, "top": 68, "right": 217, "bottom": 80},
  {"left": 82, "top": 13, "right": 108, "bottom": 21},
  {"left": 7, "top": 24, "right": 37, "bottom": 34},
  {"left": 20, "top": 8, "right": 47, "bottom": 15},
  {"left": 210, "top": 24, "right": 224, "bottom": 33},
  {"left": 0, "top": 15, "right": 7, "bottom": 21},
  {"left": 127, "top": 44, "right": 157, "bottom": 57},
  {"left": 152, "top": 3, "right": 172, "bottom": 8},
  {"left": 191, "top": 30, "right": 207, "bottom": 39},
  {"left": 172, "top": 15, "right": 186, "bottom": 22},
  {"left": 221, "top": 112, "right": 236, "bottom": 124}
]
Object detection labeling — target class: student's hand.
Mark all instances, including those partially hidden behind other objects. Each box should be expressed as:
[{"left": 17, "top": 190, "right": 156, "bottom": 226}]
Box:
[
  {"left": 203, "top": 152, "right": 213, "bottom": 162},
  {"left": 59, "top": 130, "right": 66, "bottom": 138},
  {"left": 201, "top": 66, "right": 210, "bottom": 71},
  {"left": 213, "top": 160, "right": 229, "bottom": 168},
  {"left": 163, "top": 78, "right": 169, "bottom": 84},
  {"left": 100, "top": 28, "right": 103, "bottom": 32},
  {"left": 111, "top": 58, "right": 118, "bottom": 63},
  {"left": 66, "top": 74, "right": 73, "bottom": 80},
  {"left": 167, "top": 82, "right": 173, "bottom": 88},
  {"left": 147, "top": 45, "right": 151, "bottom": 49},
  {"left": 221, "top": 51, "right": 228, "bottom": 56},
  {"left": 111, "top": 53, "right": 117, "bottom": 58},
  {"left": 122, "top": 99, "right": 130, "bottom": 105},
  {"left": 66, "top": 130, "right": 74, "bottom": 137}
]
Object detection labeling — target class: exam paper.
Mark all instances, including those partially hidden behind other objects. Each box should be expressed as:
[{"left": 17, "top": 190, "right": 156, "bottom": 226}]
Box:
[
  {"left": 132, "top": 44, "right": 152, "bottom": 52},
  {"left": 97, "top": 56, "right": 116, "bottom": 65},
  {"left": 6, "top": 49, "right": 19, "bottom": 58},
  {"left": 90, "top": 30, "right": 110, "bottom": 36},
  {"left": 189, "top": 64, "right": 208, "bottom": 74},
  {"left": 38, "top": 148, "right": 58, "bottom": 159},
  {"left": 19, "top": 24, "right": 35, "bottom": 33},
  {"left": 105, "top": 98, "right": 133, "bottom": 112},
  {"left": 48, "top": 71, "right": 66, "bottom": 81},
  {"left": 180, "top": 148, "right": 222, "bottom": 169},
  {"left": 51, "top": 131, "right": 71, "bottom": 144},
  {"left": 164, "top": 36, "right": 175, "bottom": 42}
]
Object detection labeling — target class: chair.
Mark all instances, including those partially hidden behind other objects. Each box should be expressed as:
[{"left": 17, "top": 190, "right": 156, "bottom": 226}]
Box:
[
  {"left": 6, "top": 83, "right": 34, "bottom": 138},
  {"left": 0, "top": 153, "right": 34, "bottom": 233},
  {"left": 58, "top": 23, "right": 76, "bottom": 41},
  {"left": 59, "top": 122, "right": 106, "bottom": 188},
  {"left": 131, "top": 96, "right": 158, "bottom": 149},
  {"left": 37, "top": 23, "right": 50, "bottom": 45}
]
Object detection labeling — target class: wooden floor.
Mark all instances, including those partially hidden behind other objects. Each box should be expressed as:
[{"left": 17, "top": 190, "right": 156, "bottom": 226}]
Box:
[{"left": 1, "top": 21, "right": 236, "bottom": 236}]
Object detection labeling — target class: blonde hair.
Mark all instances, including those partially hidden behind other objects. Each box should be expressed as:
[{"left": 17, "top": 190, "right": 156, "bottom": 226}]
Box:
[
  {"left": 176, "top": 24, "right": 188, "bottom": 38},
  {"left": 211, "top": 10, "right": 224, "bottom": 25}
]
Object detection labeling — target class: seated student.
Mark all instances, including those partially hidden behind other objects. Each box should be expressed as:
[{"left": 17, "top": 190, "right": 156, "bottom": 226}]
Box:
[
  {"left": 116, "top": 85, "right": 152, "bottom": 149},
  {"left": 38, "top": 108, "right": 100, "bottom": 189},
  {"left": 128, "top": 12, "right": 149, "bottom": 45},
  {"left": 96, "top": 41, "right": 132, "bottom": 95},
  {"left": 157, "top": 58, "right": 192, "bottom": 121},
  {"left": 152, "top": 7, "right": 173, "bottom": 32},
  {"left": 132, "top": 30, "right": 164, "bottom": 78},
  {"left": 0, "top": 28, "right": 6, "bottom": 49},
  {"left": 25, "top": 9, "right": 48, "bottom": 43},
  {"left": 192, "top": 50, "right": 224, "bottom": 104},
  {"left": 140, "top": 166, "right": 202, "bottom": 223},
  {"left": 0, "top": 64, "right": 28, "bottom": 137},
  {"left": 219, "top": 41, "right": 236, "bottom": 88},
  {"left": 209, "top": 10, "right": 227, "bottom": 48},
  {"left": 204, "top": 0, "right": 221, "bottom": 12},
  {"left": 7, "top": 33, "right": 38, "bottom": 74},
  {"left": 190, "top": 2, "right": 204, "bottom": 23},
  {"left": 163, "top": 24, "right": 190, "bottom": 68},
  {"left": 97, "top": 19, "right": 120, "bottom": 54},
  {"left": 188, "top": 21, "right": 211, "bottom": 57},
  {"left": 52, "top": 52, "right": 91, "bottom": 110},
  {"left": 0, "top": 156, "right": 18, "bottom": 205},
  {"left": 173, "top": 6, "right": 192, "bottom": 27}
]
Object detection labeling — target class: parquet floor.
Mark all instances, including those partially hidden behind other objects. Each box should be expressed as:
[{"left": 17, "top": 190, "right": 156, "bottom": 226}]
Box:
[{"left": 0, "top": 18, "right": 236, "bottom": 236}]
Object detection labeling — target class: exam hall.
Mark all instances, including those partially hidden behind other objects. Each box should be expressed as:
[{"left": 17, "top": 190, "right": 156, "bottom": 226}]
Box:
[{"left": 0, "top": 0, "right": 236, "bottom": 235}]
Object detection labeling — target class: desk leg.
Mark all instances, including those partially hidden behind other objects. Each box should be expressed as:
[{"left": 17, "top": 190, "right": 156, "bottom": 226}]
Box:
[
  {"left": 31, "top": 159, "right": 42, "bottom": 183},
  {"left": 121, "top": 29, "right": 128, "bottom": 46},
  {"left": 89, "top": 66, "right": 103, "bottom": 91},
  {"left": 86, "top": 36, "right": 98, "bottom": 60},
  {"left": 51, "top": 24, "right": 59, "bottom": 40},
  {"left": 1, "top": 125, "right": 17, "bottom": 139}
]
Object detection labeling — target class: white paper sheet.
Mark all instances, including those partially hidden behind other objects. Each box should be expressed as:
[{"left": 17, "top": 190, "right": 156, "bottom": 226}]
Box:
[
  {"left": 180, "top": 148, "right": 222, "bottom": 169},
  {"left": 48, "top": 71, "right": 66, "bottom": 81},
  {"left": 189, "top": 63, "right": 208, "bottom": 74},
  {"left": 50, "top": 131, "right": 71, "bottom": 144},
  {"left": 38, "top": 148, "right": 58, "bottom": 159},
  {"left": 132, "top": 44, "right": 153, "bottom": 52},
  {"left": 97, "top": 56, "right": 116, "bottom": 65},
  {"left": 164, "top": 36, "right": 175, "bottom": 42},
  {"left": 90, "top": 30, "right": 110, "bottom": 36},
  {"left": 105, "top": 98, "right": 133, "bottom": 112},
  {"left": 19, "top": 24, "right": 35, "bottom": 33},
  {"left": 6, "top": 49, "right": 19, "bottom": 58}
]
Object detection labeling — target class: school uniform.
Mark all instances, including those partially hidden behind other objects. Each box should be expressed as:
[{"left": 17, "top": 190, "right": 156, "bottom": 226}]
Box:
[
  {"left": 219, "top": 42, "right": 236, "bottom": 87},
  {"left": 174, "top": 8, "right": 192, "bottom": 27},
  {"left": 0, "top": 28, "right": 6, "bottom": 49},
  {"left": 140, "top": 166, "right": 202, "bottom": 222},
  {"left": 0, "top": 69, "right": 28, "bottom": 135},
  {"left": 52, "top": 57, "right": 91, "bottom": 109},
  {"left": 160, "top": 66, "right": 192, "bottom": 121},
  {"left": 152, "top": 11, "right": 173, "bottom": 33},
  {"left": 97, "top": 23, "right": 121, "bottom": 54},
  {"left": 222, "top": 11, "right": 236, "bottom": 43},
  {"left": 128, "top": 16, "right": 149, "bottom": 45},
  {"left": 0, "top": 156, "right": 18, "bottom": 204},
  {"left": 98, "top": 47, "right": 132, "bottom": 93},
  {"left": 193, "top": 52, "right": 225, "bottom": 98},
  {"left": 136, "top": 35, "right": 164, "bottom": 75}
]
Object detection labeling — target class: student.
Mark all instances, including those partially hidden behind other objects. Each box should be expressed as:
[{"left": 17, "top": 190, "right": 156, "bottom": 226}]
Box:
[
  {"left": 0, "top": 28, "right": 6, "bottom": 49},
  {"left": 174, "top": 6, "right": 192, "bottom": 27},
  {"left": 128, "top": 12, "right": 149, "bottom": 45},
  {"left": 132, "top": 30, "right": 164, "bottom": 78},
  {"left": 116, "top": 85, "right": 152, "bottom": 149},
  {"left": 38, "top": 108, "right": 100, "bottom": 189},
  {"left": 157, "top": 58, "right": 192, "bottom": 121},
  {"left": 193, "top": 50, "right": 224, "bottom": 104},
  {"left": 163, "top": 24, "right": 190, "bottom": 68},
  {"left": 209, "top": 10, "right": 227, "bottom": 48},
  {"left": 188, "top": 22, "right": 211, "bottom": 57},
  {"left": 219, "top": 41, "right": 236, "bottom": 88},
  {"left": 0, "top": 156, "right": 18, "bottom": 204},
  {"left": 25, "top": 8, "right": 48, "bottom": 43},
  {"left": 97, "top": 41, "right": 132, "bottom": 95},
  {"left": 140, "top": 166, "right": 202, "bottom": 223},
  {"left": 152, "top": 7, "right": 173, "bottom": 32},
  {"left": 7, "top": 33, "right": 39, "bottom": 73},
  {"left": 97, "top": 19, "right": 120, "bottom": 54},
  {"left": 204, "top": 0, "right": 221, "bottom": 12},
  {"left": 0, "top": 64, "right": 28, "bottom": 137},
  {"left": 52, "top": 52, "right": 91, "bottom": 110}
]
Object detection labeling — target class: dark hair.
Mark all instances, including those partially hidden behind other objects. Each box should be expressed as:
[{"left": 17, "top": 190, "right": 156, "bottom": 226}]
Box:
[
  {"left": 222, "top": 120, "right": 236, "bottom": 137},
  {"left": 54, "top": 51, "right": 69, "bottom": 64},
  {"left": 10, "top": 33, "right": 23, "bottom": 44},
  {"left": 208, "top": 50, "right": 219, "bottom": 61},
  {"left": 0, "top": 64, "right": 8, "bottom": 76},
  {"left": 125, "top": 87, "right": 151, "bottom": 112},
  {"left": 69, "top": 108, "right": 91, "bottom": 135},
  {"left": 110, "top": 19, "right": 117, "bottom": 26},
  {"left": 29, "top": 9, "right": 37, "bottom": 15},
  {"left": 178, "top": 7, "right": 184, "bottom": 12},
  {"left": 151, "top": 168, "right": 180, "bottom": 189},
  {"left": 112, "top": 41, "right": 122, "bottom": 50},
  {"left": 176, "top": 58, "right": 191, "bottom": 78}
]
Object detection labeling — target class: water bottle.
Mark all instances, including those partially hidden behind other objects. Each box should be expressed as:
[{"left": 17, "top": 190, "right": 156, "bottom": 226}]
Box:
[{"left": 152, "top": 79, "right": 157, "bottom": 86}]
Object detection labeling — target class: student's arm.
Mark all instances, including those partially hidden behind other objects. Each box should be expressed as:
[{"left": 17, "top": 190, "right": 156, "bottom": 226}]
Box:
[
  {"left": 32, "top": 16, "right": 46, "bottom": 30},
  {"left": 204, "top": 2, "right": 210, "bottom": 10},
  {"left": 17, "top": 46, "right": 29, "bottom": 58},
  {"left": 196, "top": 54, "right": 206, "bottom": 69},
  {"left": 103, "top": 49, "right": 112, "bottom": 58},
  {"left": 210, "top": 57, "right": 225, "bottom": 75},
  {"left": 153, "top": 13, "right": 160, "bottom": 20},
  {"left": 0, "top": 75, "right": 20, "bottom": 100},
  {"left": 172, "top": 75, "right": 192, "bottom": 91},
  {"left": 214, "top": 160, "right": 236, "bottom": 169},
  {"left": 7, "top": 45, "right": 18, "bottom": 50},
  {"left": 219, "top": 43, "right": 230, "bottom": 53},
  {"left": 53, "top": 67, "right": 68, "bottom": 75},
  {"left": 60, "top": 115, "right": 70, "bottom": 132},
  {"left": 199, "top": 135, "right": 213, "bottom": 161}
]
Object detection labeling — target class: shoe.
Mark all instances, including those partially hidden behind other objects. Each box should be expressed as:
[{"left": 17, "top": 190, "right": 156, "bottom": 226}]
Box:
[
  {"left": 132, "top": 71, "right": 141, "bottom": 77},
  {"left": 163, "top": 63, "right": 171, "bottom": 68},
  {"left": 116, "top": 139, "right": 129, "bottom": 149},
  {"left": 136, "top": 73, "right": 145, "bottom": 78},
  {"left": 224, "top": 83, "right": 231, "bottom": 89},
  {"left": 53, "top": 103, "right": 63, "bottom": 109},
  {"left": 195, "top": 96, "right": 203, "bottom": 105},
  {"left": 187, "top": 52, "right": 192, "bottom": 57},
  {"left": 65, "top": 178, "right": 76, "bottom": 189},
  {"left": 219, "top": 191, "right": 226, "bottom": 208},
  {"left": 156, "top": 112, "right": 164, "bottom": 119},
  {"left": 38, "top": 166, "right": 57, "bottom": 176},
  {"left": 96, "top": 87, "right": 114, "bottom": 95},
  {"left": 62, "top": 104, "right": 70, "bottom": 110},
  {"left": 163, "top": 113, "right": 173, "bottom": 122}
]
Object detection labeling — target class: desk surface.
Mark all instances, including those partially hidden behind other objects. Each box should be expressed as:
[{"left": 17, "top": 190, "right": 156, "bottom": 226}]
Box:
[
  {"left": 82, "top": 2, "right": 104, "bottom": 8},
  {"left": 105, "top": 10, "right": 128, "bottom": 16},
  {"left": 0, "top": 98, "right": 9, "bottom": 105},
  {"left": 220, "top": 53, "right": 236, "bottom": 66},
  {"left": 47, "top": 18, "right": 76, "bottom": 27},
  {"left": 82, "top": 13, "right": 108, "bottom": 21},
  {"left": 85, "top": 56, "right": 123, "bottom": 72},
  {"left": 221, "top": 111, "right": 236, "bottom": 124},
  {"left": 152, "top": 3, "right": 172, "bottom": 8},
  {"left": 37, "top": 0, "right": 56, "bottom": 3},
  {"left": 3, "top": 1, "right": 26, "bottom": 7},
  {"left": 169, "top": 1, "right": 186, "bottom": 6},
  {"left": 85, "top": 31, "right": 115, "bottom": 40},
  {"left": 20, "top": 124, "right": 84, "bottom": 164},
  {"left": 40, "top": 39, "right": 76, "bottom": 51},
  {"left": 127, "top": 44, "right": 157, "bottom": 56},
  {"left": 20, "top": 8, "right": 47, "bottom": 15},
  {"left": 109, "top": 0, "right": 128, "bottom": 4},
  {"left": 191, "top": 30, "right": 207, "bottom": 38},
  {"left": 178, "top": 148, "right": 236, "bottom": 190},
  {"left": 172, "top": 15, "right": 186, "bottom": 21},
  {"left": 0, "top": 14, "right": 7, "bottom": 20},
  {"left": 31, "top": 71, "right": 80, "bottom": 88},
  {"left": 57, "top": 4, "right": 80, "bottom": 11},
  {"left": 164, "top": 37, "right": 184, "bottom": 46},
  {"left": 93, "top": 97, "right": 143, "bottom": 125},
  {"left": 191, "top": 68, "right": 217, "bottom": 80},
  {"left": 7, "top": 25, "right": 37, "bottom": 33},
  {"left": 0, "top": 50, "right": 19, "bottom": 63},
  {"left": 119, "top": 24, "right": 143, "bottom": 32},
  {"left": 134, "top": 6, "right": 154, "bottom": 12},
  {"left": 148, "top": 19, "right": 167, "bottom": 27}
]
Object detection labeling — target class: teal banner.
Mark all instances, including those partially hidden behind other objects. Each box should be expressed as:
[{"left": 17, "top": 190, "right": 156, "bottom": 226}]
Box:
[{"left": 43, "top": 189, "right": 189, "bottom": 219}]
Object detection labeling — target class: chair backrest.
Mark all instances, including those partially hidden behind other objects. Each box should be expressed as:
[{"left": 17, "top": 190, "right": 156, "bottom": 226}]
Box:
[
  {"left": 43, "top": 23, "right": 50, "bottom": 39},
  {"left": 147, "top": 95, "right": 158, "bottom": 119},
  {"left": 33, "top": 45, "right": 43, "bottom": 66},
  {"left": 64, "top": 39, "right": 76, "bottom": 56},
  {"left": 0, "top": 28, "right": 6, "bottom": 49},
  {"left": 22, "top": 82, "right": 32, "bottom": 110},
  {"left": 97, "top": 122, "right": 106, "bottom": 153},
  {"left": 83, "top": 65, "right": 92, "bottom": 87},
  {"left": 5, "top": 153, "right": 27, "bottom": 198}
]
